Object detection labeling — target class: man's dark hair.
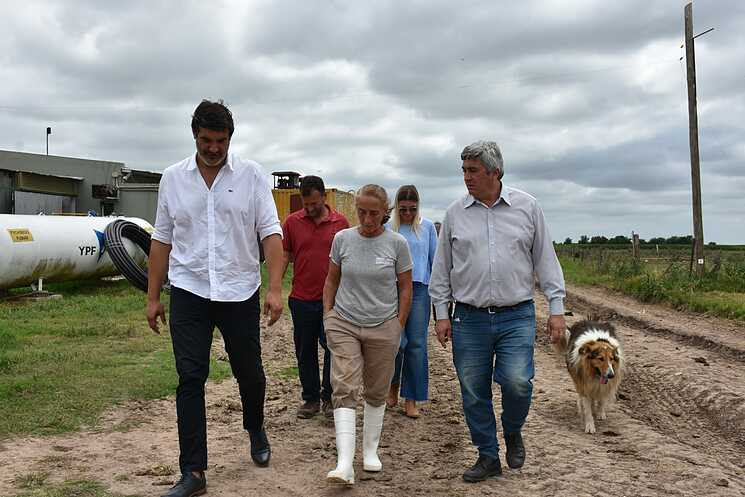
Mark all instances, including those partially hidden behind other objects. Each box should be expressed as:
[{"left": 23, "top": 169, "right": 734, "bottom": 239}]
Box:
[
  {"left": 191, "top": 99, "right": 235, "bottom": 137},
  {"left": 300, "top": 175, "right": 325, "bottom": 196}
]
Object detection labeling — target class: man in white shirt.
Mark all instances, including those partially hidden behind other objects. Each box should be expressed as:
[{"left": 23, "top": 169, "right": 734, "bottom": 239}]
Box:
[{"left": 146, "top": 100, "right": 284, "bottom": 497}]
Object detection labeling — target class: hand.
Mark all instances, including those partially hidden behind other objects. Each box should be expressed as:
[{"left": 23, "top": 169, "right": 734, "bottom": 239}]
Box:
[
  {"left": 263, "top": 289, "right": 283, "bottom": 326},
  {"left": 147, "top": 299, "right": 167, "bottom": 334},
  {"left": 435, "top": 319, "right": 452, "bottom": 348},
  {"left": 547, "top": 314, "right": 566, "bottom": 344}
]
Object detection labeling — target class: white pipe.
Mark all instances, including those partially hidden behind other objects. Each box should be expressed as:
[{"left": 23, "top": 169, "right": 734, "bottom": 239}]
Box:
[{"left": 0, "top": 214, "right": 153, "bottom": 290}]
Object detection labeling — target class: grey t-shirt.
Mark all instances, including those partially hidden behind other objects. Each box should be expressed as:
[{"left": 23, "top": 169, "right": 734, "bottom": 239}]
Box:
[{"left": 330, "top": 227, "right": 414, "bottom": 327}]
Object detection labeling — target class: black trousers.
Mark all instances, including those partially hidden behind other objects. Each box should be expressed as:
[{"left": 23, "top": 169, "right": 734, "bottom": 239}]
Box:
[
  {"left": 288, "top": 297, "right": 332, "bottom": 403},
  {"left": 169, "top": 286, "right": 265, "bottom": 473}
]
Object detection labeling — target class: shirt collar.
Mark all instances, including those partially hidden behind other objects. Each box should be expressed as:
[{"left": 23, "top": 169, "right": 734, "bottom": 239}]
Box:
[
  {"left": 463, "top": 185, "right": 512, "bottom": 208},
  {"left": 301, "top": 204, "right": 337, "bottom": 221},
  {"left": 187, "top": 153, "right": 234, "bottom": 171}
]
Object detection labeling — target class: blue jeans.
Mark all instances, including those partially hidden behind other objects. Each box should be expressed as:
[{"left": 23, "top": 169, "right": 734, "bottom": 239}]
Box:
[
  {"left": 391, "top": 282, "right": 431, "bottom": 401},
  {"left": 452, "top": 300, "right": 536, "bottom": 459},
  {"left": 288, "top": 298, "right": 332, "bottom": 403}
]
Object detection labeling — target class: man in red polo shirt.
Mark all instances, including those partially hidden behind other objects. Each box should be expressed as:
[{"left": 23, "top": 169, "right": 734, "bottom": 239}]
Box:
[{"left": 282, "top": 175, "right": 350, "bottom": 419}]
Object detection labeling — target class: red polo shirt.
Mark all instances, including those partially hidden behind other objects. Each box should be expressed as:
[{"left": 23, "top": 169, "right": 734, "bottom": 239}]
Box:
[{"left": 282, "top": 206, "right": 350, "bottom": 301}]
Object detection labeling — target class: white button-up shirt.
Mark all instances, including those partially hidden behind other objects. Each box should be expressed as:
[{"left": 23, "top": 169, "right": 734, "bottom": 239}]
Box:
[{"left": 152, "top": 153, "right": 282, "bottom": 302}]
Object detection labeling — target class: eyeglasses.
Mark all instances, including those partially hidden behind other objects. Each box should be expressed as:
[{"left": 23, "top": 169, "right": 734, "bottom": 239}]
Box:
[{"left": 398, "top": 207, "right": 418, "bottom": 213}]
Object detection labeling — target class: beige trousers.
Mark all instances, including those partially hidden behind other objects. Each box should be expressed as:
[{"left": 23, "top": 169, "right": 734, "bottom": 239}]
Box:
[{"left": 324, "top": 309, "right": 403, "bottom": 409}]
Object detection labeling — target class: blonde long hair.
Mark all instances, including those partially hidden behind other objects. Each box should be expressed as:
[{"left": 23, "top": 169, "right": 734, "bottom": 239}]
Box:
[{"left": 391, "top": 184, "right": 421, "bottom": 237}]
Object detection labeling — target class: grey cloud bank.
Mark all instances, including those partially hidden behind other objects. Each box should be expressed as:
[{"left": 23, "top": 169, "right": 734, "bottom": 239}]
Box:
[{"left": 1, "top": 0, "right": 743, "bottom": 243}]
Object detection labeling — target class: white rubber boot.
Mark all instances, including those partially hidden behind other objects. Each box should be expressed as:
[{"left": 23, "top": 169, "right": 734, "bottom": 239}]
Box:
[
  {"left": 326, "top": 407, "right": 356, "bottom": 484},
  {"left": 363, "top": 402, "right": 386, "bottom": 472}
]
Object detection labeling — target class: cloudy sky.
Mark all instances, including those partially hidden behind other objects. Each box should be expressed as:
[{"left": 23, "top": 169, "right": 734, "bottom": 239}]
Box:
[{"left": 2, "top": 0, "right": 743, "bottom": 243}]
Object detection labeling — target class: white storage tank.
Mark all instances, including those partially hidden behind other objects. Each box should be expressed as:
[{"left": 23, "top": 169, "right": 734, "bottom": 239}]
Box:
[{"left": 0, "top": 214, "right": 153, "bottom": 290}]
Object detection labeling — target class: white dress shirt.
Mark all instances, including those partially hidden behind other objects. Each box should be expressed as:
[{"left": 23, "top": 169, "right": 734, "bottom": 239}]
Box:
[
  {"left": 429, "top": 185, "right": 566, "bottom": 320},
  {"left": 152, "top": 153, "right": 282, "bottom": 302}
]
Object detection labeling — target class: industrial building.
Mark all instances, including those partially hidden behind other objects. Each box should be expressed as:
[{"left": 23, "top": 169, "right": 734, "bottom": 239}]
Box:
[
  {"left": 0, "top": 150, "right": 161, "bottom": 224},
  {"left": 1, "top": 151, "right": 355, "bottom": 227},
  {"left": 271, "top": 171, "right": 356, "bottom": 224}
]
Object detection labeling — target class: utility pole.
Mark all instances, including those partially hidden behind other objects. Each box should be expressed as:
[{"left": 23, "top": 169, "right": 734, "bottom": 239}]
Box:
[{"left": 684, "top": 2, "right": 705, "bottom": 276}]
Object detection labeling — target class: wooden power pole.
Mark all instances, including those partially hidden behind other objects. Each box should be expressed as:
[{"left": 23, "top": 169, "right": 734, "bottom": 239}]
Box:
[{"left": 684, "top": 2, "right": 705, "bottom": 276}]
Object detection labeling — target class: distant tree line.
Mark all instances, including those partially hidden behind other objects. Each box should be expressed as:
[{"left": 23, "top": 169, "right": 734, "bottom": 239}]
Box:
[{"left": 561, "top": 235, "right": 717, "bottom": 246}]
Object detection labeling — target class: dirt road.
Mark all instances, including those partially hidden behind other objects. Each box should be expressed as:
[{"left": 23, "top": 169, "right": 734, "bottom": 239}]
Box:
[{"left": 2, "top": 284, "right": 744, "bottom": 496}]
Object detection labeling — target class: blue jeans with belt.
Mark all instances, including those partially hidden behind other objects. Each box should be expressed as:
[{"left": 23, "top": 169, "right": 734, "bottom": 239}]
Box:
[
  {"left": 391, "top": 282, "right": 431, "bottom": 401},
  {"left": 451, "top": 300, "right": 536, "bottom": 459}
]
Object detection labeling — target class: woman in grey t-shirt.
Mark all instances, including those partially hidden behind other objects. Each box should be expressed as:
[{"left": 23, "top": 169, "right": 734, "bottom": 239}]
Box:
[{"left": 323, "top": 184, "right": 413, "bottom": 485}]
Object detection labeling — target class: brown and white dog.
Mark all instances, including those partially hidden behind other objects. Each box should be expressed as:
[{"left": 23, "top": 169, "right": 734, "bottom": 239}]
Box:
[{"left": 556, "top": 320, "right": 623, "bottom": 434}]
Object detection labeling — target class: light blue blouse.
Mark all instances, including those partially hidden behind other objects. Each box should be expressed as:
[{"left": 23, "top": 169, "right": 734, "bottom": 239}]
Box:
[{"left": 388, "top": 218, "right": 438, "bottom": 285}]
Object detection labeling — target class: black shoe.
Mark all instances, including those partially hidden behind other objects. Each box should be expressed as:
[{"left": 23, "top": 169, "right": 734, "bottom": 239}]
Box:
[
  {"left": 161, "top": 472, "right": 206, "bottom": 497},
  {"left": 504, "top": 431, "right": 525, "bottom": 469},
  {"left": 462, "top": 455, "right": 502, "bottom": 483},
  {"left": 249, "top": 429, "right": 271, "bottom": 467}
]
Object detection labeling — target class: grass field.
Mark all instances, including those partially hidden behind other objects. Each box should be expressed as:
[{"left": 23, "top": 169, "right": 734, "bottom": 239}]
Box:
[
  {"left": 0, "top": 264, "right": 293, "bottom": 440},
  {"left": 0, "top": 279, "right": 232, "bottom": 438},
  {"left": 11, "top": 473, "right": 126, "bottom": 497},
  {"left": 557, "top": 245, "right": 745, "bottom": 322}
]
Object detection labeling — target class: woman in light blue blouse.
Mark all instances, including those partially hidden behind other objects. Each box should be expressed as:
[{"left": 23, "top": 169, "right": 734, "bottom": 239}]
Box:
[{"left": 386, "top": 185, "right": 438, "bottom": 418}]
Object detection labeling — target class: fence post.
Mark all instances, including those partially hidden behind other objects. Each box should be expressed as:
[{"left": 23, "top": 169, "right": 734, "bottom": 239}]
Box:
[{"left": 632, "top": 231, "right": 640, "bottom": 259}]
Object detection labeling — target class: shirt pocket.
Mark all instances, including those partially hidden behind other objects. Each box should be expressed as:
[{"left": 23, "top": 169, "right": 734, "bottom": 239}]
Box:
[{"left": 450, "top": 225, "right": 475, "bottom": 262}]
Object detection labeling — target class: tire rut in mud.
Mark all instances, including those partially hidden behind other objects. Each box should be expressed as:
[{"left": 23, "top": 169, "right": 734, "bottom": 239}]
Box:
[
  {"left": 554, "top": 295, "right": 745, "bottom": 471},
  {"left": 565, "top": 293, "right": 745, "bottom": 364}
]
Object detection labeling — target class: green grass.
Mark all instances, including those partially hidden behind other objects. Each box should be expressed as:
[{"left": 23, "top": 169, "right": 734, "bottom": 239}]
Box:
[
  {"left": 0, "top": 279, "right": 232, "bottom": 438},
  {"left": 276, "top": 366, "right": 299, "bottom": 380},
  {"left": 11, "top": 475, "right": 139, "bottom": 497},
  {"left": 0, "top": 264, "right": 296, "bottom": 440},
  {"left": 560, "top": 254, "right": 745, "bottom": 322}
]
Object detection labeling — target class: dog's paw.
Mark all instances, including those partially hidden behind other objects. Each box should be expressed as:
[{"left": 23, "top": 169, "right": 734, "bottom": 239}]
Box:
[
  {"left": 598, "top": 411, "right": 607, "bottom": 421},
  {"left": 584, "top": 423, "right": 596, "bottom": 434}
]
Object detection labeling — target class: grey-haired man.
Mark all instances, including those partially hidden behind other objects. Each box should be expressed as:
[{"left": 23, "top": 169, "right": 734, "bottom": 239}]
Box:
[{"left": 429, "top": 140, "right": 566, "bottom": 482}]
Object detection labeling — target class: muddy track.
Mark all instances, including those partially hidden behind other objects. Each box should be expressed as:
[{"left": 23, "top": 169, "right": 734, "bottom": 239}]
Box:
[
  {"left": 561, "top": 287, "right": 745, "bottom": 467},
  {"left": 3, "top": 287, "right": 745, "bottom": 496},
  {"left": 565, "top": 292, "right": 745, "bottom": 364}
]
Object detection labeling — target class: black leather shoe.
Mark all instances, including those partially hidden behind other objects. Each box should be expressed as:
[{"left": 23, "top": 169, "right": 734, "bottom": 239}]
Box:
[
  {"left": 249, "top": 429, "right": 271, "bottom": 467},
  {"left": 505, "top": 431, "right": 526, "bottom": 469},
  {"left": 462, "top": 455, "right": 502, "bottom": 483},
  {"left": 161, "top": 472, "right": 206, "bottom": 497}
]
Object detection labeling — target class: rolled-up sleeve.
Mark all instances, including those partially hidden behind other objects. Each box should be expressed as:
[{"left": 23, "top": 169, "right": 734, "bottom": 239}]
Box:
[
  {"left": 531, "top": 202, "right": 566, "bottom": 315},
  {"left": 254, "top": 172, "right": 283, "bottom": 241},
  {"left": 428, "top": 210, "right": 453, "bottom": 320},
  {"left": 151, "top": 171, "right": 173, "bottom": 244}
]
